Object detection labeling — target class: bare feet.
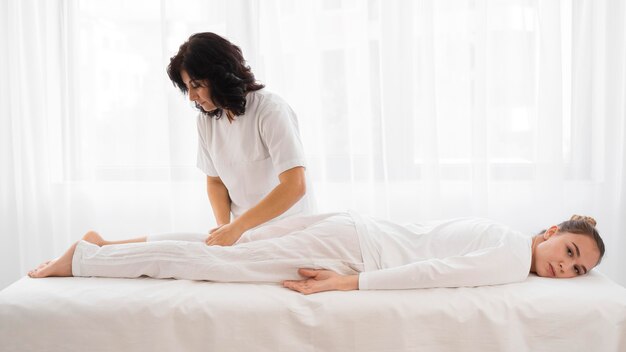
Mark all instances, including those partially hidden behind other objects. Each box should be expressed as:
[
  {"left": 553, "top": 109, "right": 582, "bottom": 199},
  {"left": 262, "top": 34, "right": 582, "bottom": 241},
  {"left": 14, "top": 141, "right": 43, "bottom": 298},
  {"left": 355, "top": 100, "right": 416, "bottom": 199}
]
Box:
[
  {"left": 28, "top": 242, "right": 78, "bottom": 278},
  {"left": 82, "top": 230, "right": 106, "bottom": 246},
  {"left": 34, "top": 260, "right": 52, "bottom": 271}
]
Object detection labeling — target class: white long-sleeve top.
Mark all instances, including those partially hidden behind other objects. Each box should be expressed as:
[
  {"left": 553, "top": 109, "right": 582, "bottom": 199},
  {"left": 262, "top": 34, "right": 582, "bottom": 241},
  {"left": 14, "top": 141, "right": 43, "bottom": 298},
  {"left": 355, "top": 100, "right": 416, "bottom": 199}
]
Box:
[{"left": 350, "top": 211, "right": 532, "bottom": 290}]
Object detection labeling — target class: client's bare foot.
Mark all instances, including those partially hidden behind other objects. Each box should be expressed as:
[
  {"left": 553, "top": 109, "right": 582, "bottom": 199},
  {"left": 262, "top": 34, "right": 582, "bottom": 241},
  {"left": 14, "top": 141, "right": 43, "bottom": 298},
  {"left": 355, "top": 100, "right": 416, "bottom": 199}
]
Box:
[
  {"left": 82, "top": 230, "right": 106, "bottom": 246},
  {"left": 28, "top": 242, "right": 78, "bottom": 278},
  {"left": 33, "top": 260, "right": 52, "bottom": 271}
]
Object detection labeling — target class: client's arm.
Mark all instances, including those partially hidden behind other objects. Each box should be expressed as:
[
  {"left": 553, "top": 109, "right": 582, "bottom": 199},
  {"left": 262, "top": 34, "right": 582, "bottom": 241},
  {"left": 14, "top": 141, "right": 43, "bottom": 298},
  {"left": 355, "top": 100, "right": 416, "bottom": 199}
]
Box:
[
  {"left": 359, "top": 244, "right": 528, "bottom": 290},
  {"left": 282, "top": 268, "right": 359, "bottom": 295}
]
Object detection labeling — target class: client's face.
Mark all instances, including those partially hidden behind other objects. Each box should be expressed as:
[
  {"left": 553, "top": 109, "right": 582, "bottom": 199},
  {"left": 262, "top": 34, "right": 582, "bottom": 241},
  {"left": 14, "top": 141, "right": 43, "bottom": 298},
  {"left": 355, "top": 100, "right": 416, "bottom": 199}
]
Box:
[{"left": 532, "top": 231, "right": 600, "bottom": 278}]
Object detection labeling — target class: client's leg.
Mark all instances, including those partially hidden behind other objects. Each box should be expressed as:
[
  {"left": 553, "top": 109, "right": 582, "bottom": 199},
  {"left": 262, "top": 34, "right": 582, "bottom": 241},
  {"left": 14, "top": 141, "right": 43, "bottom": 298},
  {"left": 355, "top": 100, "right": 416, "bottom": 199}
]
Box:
[
  {"left": 28, "top": 242, "right": 78, "bottom": 278},
  {"left": 77, "top": 213, "right": 342, "bottom": 249},
  {"left": 70, "top": 213, "right": 363, "bottom": 283},
  {"left": 82, "top": 231, "right": 146, "bottom": 246},
  {"left": 81, "top": 231, "right": 206, "bottom": 247},
  {"left": 236, "top": 212, "right": 343, "bottom": 244},
  {"left": 28, "top": 231, "right": 200, "bottom": 277}
]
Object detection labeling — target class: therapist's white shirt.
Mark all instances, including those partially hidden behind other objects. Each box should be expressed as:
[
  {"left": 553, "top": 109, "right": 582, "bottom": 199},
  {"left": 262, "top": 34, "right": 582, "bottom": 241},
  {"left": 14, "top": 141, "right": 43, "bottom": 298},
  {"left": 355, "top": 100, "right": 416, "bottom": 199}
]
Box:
[{"left": 196, "top": 89, "right": 314, "bottom": 220}]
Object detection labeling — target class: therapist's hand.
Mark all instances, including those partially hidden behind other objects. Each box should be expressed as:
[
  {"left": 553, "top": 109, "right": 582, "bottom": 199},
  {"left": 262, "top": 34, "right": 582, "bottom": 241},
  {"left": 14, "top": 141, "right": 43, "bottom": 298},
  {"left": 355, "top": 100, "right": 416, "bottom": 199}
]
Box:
[
  {"left": 282, "top": 269, "right": 359, "bottom": 295},
  {"left": 205, "top": 223, "right": 244, "bottom": 246}
]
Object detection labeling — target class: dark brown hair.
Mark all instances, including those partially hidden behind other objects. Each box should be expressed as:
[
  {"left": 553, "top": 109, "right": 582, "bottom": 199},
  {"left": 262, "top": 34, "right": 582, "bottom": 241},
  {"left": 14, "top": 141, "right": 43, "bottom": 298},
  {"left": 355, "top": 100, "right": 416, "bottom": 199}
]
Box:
[{"left": 167, "top": 32, "right": 264, "bottom": 120}]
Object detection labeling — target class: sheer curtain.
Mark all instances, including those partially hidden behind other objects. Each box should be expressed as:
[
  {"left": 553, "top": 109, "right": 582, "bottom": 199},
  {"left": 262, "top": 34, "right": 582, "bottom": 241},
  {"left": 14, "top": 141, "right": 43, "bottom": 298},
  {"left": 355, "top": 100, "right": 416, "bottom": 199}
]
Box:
[{"left": 1, "top": 0, "right": 625, "bottom": 290}]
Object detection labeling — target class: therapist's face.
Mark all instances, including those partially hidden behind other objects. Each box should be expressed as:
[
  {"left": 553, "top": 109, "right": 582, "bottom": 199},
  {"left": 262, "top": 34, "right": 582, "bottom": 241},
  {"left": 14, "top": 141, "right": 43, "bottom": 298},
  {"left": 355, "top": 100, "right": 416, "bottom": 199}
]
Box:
[
  {"left": 531, "top": 227, "right": 600, "bottom": 278},
  {"left": 181, "top": 69, "right": 217, "bottom": 113}
]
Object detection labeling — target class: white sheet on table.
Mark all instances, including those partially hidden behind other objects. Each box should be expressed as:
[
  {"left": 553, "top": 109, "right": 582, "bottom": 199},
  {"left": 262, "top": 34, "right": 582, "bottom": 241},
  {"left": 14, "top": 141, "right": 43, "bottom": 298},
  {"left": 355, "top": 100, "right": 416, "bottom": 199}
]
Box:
[{"left": 1, "top": 271, "right": 625, "bottom": 352}]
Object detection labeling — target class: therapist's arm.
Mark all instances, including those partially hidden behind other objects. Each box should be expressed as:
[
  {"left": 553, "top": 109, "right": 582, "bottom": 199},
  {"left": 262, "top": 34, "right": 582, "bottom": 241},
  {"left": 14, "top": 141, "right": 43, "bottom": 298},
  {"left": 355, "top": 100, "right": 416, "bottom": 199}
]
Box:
[
  {"left": 205, "top": 166, "right": 306, "bottom": 246},
  {"left": 206, "top": 176, "right": 232, "bottom": 227}
]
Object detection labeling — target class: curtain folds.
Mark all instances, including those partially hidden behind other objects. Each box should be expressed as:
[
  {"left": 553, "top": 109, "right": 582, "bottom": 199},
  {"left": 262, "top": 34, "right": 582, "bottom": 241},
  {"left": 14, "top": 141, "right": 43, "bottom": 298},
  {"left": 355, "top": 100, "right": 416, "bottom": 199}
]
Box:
[{"left": 1, "top": 0, "right": 625, "bottom": 290}]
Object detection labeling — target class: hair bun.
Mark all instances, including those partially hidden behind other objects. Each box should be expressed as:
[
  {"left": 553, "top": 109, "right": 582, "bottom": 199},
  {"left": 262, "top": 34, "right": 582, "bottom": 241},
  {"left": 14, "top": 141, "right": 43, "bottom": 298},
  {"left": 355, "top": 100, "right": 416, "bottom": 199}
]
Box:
[{"left": 570, "top": 214, "right": 597, "bottom": 227}]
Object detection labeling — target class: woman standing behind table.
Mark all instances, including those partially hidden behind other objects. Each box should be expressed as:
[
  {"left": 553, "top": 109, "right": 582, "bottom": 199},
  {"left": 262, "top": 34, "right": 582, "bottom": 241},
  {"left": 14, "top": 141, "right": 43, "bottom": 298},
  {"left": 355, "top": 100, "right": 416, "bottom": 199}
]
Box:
[{"left": 167, "top": 32, "right": 314, "bottom": 246}]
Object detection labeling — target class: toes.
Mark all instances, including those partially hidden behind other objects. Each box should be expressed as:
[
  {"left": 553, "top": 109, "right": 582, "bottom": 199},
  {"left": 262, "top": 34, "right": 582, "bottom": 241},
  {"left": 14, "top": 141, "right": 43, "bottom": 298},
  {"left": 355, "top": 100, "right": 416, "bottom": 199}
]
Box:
[
  {"left": 29, "top": 260, "right": 55, "bottom": 278},
  {"left": 29, "top": 266, "right": 43, "bottom": 277},
  {"left": 29, "top": 265, "right": 44, "bottom": 277},
  {"left": 31, "top": 267, "right": 48, "bottom": 278}
]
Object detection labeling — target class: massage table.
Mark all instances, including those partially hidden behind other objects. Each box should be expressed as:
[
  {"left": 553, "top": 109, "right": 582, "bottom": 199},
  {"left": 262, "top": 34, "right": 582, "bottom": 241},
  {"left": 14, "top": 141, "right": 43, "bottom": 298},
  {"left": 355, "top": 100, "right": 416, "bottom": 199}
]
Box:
[{"left": 1, "top": 271, "right": 625, "bottom": 351}]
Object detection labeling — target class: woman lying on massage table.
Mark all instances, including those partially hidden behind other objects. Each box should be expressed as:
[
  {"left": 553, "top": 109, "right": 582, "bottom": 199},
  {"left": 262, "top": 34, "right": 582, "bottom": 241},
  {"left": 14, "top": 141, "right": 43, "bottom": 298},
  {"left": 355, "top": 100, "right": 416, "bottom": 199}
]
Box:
[{"left": 28, "top": 212, "right": 605, "bottom": 295}]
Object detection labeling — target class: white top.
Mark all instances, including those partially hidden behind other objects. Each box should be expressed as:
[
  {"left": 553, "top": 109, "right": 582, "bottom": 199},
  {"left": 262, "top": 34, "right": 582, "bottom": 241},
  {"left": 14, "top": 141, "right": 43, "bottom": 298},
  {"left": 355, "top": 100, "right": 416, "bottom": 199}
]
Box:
[
  {"left": 351, "top": 212, "right": 532, "bottom": 290},
  {"left": 196, "top": 89, "right": 314, "bottom": 219}
]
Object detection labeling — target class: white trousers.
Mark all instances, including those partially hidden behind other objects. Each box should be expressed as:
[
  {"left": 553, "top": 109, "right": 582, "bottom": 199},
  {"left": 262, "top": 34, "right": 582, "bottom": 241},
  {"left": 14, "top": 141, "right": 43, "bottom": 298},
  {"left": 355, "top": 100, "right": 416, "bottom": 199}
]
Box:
[{"left": 72, "top": 213, "right": 365, "bottom": 283}]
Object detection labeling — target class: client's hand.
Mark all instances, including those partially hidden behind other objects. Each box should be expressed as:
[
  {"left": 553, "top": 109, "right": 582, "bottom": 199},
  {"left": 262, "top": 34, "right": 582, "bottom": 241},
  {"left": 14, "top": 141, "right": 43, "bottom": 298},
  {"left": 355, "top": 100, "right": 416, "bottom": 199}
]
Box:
[
  {"left": 282, "top": 269, "right": 359, "bottom": 295},
  {"left": 205, "top": 223, "right": 243, "bottom": 246}
]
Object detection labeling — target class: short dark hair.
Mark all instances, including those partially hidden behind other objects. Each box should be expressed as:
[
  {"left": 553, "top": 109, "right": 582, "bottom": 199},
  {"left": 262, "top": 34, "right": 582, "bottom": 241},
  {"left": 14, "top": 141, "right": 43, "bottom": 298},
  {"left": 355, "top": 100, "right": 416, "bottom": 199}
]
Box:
[{"left": 167, "top": 32, "right": 264, "bottom": 120}]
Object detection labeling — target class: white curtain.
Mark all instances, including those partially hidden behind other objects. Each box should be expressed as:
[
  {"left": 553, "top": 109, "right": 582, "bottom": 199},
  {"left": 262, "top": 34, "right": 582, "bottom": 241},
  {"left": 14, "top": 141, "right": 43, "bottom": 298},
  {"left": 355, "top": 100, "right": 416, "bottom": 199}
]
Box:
[{"left": 1, "top": 0, "right": 625, "bottom": 290}]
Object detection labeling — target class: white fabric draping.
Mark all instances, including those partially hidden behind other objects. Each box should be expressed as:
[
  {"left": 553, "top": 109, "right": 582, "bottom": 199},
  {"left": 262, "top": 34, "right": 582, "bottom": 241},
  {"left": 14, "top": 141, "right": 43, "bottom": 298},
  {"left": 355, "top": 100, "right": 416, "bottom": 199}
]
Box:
[{"left": 1, "top": 0, "right": 625, "bottom": 290}]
